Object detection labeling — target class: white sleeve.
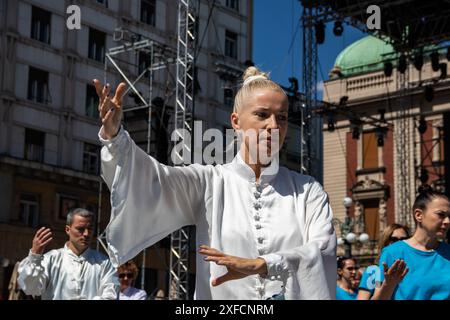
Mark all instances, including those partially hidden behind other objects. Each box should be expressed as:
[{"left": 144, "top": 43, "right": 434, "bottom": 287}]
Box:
[
  {"left": 260, "top": 180, "right": 337, "bottom": 300},
  {"left": 17, "top": 251, "right": 49, "bottom": 297},
  {"left": 100, "top": 127, "right": 209, "bottom": 267},
  {"left": 92, "top": 259, "right": 119, "bottom": 300}
]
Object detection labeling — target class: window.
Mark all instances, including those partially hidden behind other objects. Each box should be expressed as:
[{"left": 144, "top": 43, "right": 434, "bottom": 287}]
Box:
[
  {"left": 363, "top": 200, "right": 380, "bottom": 240},
  {"left": 88, "top": 28, "right": 106, "bottom": 62},
  {"left": 83, "top": 143, "right": 100, "bottom": 175},
  {"left": 58, "top": 194, "right": 79, "bottom": 221},
  {"left": 141, "top": 0, "right": 156, "bottom": 26},
  {"left": 31, "top": 6, "right": 51, "bottom": 44},
  {"left": 225, "top": 0, "right": 239, "bottom": 11},
  {"left": 28, "top": 67, "right": 50, "bottom": 104},
  {"left": 19, "top": 194, "right": 40, "bottom": 227},
  {"left": 362, "top": 131, "right": 378, "bottom": 169},
  {"left": 225, "top": 30, "right": 238, "bottom": 59},
  {"left": 224, "top": 88, "right": 234, "bottom": 108},
  {"left": 138, "top": 51, "right": 151, "bottom": 76},
  {"left": 24, "top": 129, "right": 45, "bottom": 163},
  {"left": 86, "top": 85, "right": 99, "bottom": 118}
]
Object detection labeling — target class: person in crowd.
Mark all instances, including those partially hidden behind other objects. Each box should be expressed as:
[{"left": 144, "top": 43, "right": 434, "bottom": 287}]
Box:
[
  {"left": 352, "top": 267, "right": 363, "bottom": 291},
  {"left": 336, "top": 256, "right": 358, "bottom": 300},
  {"left": 94, "top": 66, "right": 336, "bottom": 299},
  {"left": 118, "top": 260, "right": 147, "bottom": 300},
  {"left": 17, "top": 208, "right": 119, "bottom": 300},
  {"left": 373, "top": 185, "right": 450, "bottom": 300},
  {"left": 357, "top": 223, "right": 410, "bottom": 300}
]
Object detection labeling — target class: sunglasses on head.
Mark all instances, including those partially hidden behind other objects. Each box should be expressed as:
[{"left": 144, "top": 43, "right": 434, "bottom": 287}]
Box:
[
  {"left": 389, "top": 236, "right": 408, "bottom": 243},
  {"left": 118, "top": 273, "right": 133, "bottom": 279}
]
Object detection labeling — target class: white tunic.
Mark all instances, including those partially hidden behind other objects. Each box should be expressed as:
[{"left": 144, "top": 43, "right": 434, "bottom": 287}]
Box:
[
  {"left": 100, "top": 128, "right": 336, "bottom": 300},
  {"left": 119, "top": 287, "right": 148, "bottom": 300},
  {"left": 17, "top": 245, "right": 119, "bottom": 300}
]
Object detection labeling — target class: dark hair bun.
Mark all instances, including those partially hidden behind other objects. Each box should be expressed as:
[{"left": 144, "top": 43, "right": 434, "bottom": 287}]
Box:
[{"left": 418, "top": 184, "right": 433, "bottom": 195}]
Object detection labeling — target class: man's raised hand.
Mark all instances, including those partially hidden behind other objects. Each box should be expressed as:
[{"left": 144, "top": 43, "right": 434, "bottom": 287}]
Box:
[
  {"left": 31, "top": 227, "right": 53, "bottom": 255},
  {"left": 93, "top": 79, "right": 127, "bottom": 140}
]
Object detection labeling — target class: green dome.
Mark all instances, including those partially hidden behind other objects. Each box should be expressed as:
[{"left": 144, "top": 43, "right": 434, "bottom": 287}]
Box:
[{"left": 333, "top": 36, "right": 395, "bottom": 77}]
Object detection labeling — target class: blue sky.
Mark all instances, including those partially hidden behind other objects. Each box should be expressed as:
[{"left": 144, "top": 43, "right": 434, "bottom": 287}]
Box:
[{"left": 252, "top": 0, "right": 366, "bottom": 100}]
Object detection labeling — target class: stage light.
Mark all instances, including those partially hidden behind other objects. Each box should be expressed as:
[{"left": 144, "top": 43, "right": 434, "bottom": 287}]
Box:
[
  {"left": 376, "top": 128, "right": 384, "bottom": 147},
  {"left": 327, "top": 113, "right": 335, "bottom": 132},
  {"left": 378, "top": 109, "right": 386, "bottom": 122},
  {"left": 377, "top": 136, "right": 384, "bottom": 147},
  {"left": 424, "top": 85, "right": 434, "bottom": 102},
  {"left": 333, "top": 21, "right": 344, "bottom": 36},
  {"left": 327, "top": 120, "right": 335, "bottom": 132},
  {"left": 351, "top": 125, "right": 360, "bottom": 140},
  {"left": 440, "top": 63, "right": 447, "bottom": 79},
  {"left": 398, "top": 54, "right": 407, "bottom": 74},
  {"left": 418, "top": 117, "right": 427, "bottom": 134},
  {"left": 413, "top": 54, "right": 423, "bottom": 71},
  {"left": 288, "top": 77, "right": 299, "bottom": 92},
  {"left": 384, "top": 62, "right": 393, "bottom": 77},
  {"left": 315, "top": 21, "right": 325, "bottom": 44},
  {"left": 430, "top": 51, "right": 440, "bottom": 72}
]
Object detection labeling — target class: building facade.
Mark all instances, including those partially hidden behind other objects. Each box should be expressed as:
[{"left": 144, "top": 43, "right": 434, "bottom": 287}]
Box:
[
  {"left": 323, "top": 36, "right": 450, "bottom": 263},
  {"left": 0, "top": 0, "right": 258, "bottom": 299}
]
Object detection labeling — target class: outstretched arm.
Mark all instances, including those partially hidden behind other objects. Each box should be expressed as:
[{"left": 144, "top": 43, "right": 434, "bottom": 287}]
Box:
[{"left": 95, "top": 80, "right": 209, "bottom": 267}]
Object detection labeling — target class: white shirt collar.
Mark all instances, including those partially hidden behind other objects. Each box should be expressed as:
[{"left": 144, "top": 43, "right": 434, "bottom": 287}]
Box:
[
  {"left": 63, "top": 243, "right": 91, "bottom": 262},
  {"left": 229, "top": 152, "right": 279, "bottom": 185}
]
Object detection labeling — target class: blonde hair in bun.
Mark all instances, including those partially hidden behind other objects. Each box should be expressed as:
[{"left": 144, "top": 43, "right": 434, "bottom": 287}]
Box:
[{"left": 233, "top": 66, "right": 286, "bottom": 113}]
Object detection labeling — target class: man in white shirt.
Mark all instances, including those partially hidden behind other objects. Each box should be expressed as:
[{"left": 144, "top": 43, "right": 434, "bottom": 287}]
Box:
[{"left": 17, "top": 208, "right": 119, "bottom": 300}]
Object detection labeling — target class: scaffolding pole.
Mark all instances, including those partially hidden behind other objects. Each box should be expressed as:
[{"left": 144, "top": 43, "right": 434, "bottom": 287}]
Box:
[
  {"left": 301, "top": 6, "right": 318, "bottom": 176},
  {"left": 169, "top": 0, "right": 196, "bottom": 300}
]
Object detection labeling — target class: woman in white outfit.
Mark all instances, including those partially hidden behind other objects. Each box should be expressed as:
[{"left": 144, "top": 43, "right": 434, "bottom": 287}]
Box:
[{"left": 94, "top": 67, "right": 336, "bottom": 300}]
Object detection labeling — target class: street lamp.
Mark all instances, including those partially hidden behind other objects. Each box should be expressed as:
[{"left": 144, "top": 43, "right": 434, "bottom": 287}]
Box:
[{"left": 337, "top": 197, "right": 370, "bottom": 258}]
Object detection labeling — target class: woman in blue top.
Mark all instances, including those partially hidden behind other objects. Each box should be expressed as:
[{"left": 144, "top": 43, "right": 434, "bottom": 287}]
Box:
[
  {"left": 336, "top": 257, "right": 358, "bottom": 300},
  {"left": 357, "top": 223, "right": 410, "bottom": 300},
  {"left": 374, "top": 185, "right": 450, "bottom": 300}
]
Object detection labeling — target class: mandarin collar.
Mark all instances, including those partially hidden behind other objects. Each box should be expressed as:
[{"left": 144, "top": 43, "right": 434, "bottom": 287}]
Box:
[
  {"left": 228, "top": 151, "right": 279, "bottom": 185},
  {"left": 64, "top": 243, "right": 91, "bottom": 262}
]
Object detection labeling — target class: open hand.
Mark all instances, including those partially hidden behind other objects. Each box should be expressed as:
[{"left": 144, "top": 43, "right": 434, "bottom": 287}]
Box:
[
  {"left": 198, "top": 245, "right": 267, "bottom": 286},
  {"left": 93, "top": 79, "right": 127, "bottom": 140},
  {"left": 31, "top": 227, "right": 53, "bottom": 255},
  {"left": 382, "top": 259, "right": 409, "bottom": 287}
]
